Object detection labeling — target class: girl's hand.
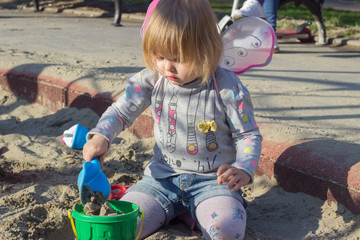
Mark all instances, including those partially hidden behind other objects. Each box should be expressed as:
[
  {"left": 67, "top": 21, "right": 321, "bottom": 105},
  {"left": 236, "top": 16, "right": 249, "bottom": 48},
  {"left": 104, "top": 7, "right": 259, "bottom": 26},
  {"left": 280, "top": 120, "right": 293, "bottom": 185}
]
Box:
[
  {"left": 217, "top": 164, "right": 251, "bottom": 192},
  {"left": 82, "top": 135, "right": 109, "bottom": 167}
]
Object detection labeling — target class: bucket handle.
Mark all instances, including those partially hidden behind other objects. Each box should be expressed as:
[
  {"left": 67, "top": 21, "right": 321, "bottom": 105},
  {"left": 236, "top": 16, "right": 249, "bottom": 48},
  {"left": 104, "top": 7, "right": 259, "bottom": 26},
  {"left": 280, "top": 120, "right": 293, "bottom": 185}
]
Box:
[
  {"left": 68, "top": 209, "right": 78, "bottom": 239},
  {"left": 135, "top": 210, "right": 144, "bottom": 240}
]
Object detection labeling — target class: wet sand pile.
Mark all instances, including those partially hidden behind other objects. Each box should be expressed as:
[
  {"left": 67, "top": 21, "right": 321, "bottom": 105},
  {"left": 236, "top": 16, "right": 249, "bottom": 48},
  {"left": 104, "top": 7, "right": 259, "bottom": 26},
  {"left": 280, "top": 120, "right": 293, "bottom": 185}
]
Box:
[{"left": 80, "top": 186, "right": 122, "bottom": 216}]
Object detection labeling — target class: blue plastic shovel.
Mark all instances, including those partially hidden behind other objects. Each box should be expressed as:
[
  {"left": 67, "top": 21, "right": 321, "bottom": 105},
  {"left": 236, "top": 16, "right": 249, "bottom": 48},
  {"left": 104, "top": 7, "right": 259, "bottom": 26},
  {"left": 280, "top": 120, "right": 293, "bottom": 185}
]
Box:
[
  {"left": 77, "top": 158, "right": 111, "bottom": 204},
  {"left": 62, "top": 124, "right": 111, "bottom": 203}
]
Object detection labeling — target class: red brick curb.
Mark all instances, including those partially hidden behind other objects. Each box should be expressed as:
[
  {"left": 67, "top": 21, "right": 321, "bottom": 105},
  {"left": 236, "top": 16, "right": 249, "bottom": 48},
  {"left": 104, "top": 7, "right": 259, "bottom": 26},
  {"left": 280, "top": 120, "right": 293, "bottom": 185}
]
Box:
[
  {"left": 258, "top": 134, "right": 360, "bottom": 214},
  {"left": 1, "top": 69, "right": 359, "bottom": 214},
  {"left": 0, "top": 69, "right": 155, "bottom": 139},
  {"left": 0, "top": 68, "right": 114, "bottom": 115}
]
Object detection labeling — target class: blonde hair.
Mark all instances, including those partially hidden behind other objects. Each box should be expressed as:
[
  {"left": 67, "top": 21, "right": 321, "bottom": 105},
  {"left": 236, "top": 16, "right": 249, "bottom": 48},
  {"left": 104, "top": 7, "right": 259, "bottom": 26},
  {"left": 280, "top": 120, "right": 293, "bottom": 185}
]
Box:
[{"left": 143, "top": 0, "right": 223, "bottom": 84}]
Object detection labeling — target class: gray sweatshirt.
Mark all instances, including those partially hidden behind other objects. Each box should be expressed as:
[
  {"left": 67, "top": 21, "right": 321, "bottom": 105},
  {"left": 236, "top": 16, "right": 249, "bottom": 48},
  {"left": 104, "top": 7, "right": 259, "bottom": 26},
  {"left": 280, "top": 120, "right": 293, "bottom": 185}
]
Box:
[{"left": 88, "top": 67, "right": 262, "bottom": 182}]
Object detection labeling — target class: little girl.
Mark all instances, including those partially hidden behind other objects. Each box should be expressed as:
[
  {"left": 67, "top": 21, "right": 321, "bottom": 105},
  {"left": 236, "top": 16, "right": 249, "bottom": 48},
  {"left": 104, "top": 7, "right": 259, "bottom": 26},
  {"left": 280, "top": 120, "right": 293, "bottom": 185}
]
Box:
[{"left": 83, "top": 0, "right": 262, "bottom": 239}]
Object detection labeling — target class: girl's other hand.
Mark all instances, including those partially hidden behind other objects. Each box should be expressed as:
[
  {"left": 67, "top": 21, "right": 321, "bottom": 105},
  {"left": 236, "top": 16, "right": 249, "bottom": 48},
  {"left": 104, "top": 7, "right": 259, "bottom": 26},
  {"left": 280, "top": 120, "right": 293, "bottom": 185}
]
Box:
[
  {"left": 217, "top": 164, "right": 251, "bottom": 192},
  {"left": 82, "top": 135, "right": 109, "bottom": 167}
]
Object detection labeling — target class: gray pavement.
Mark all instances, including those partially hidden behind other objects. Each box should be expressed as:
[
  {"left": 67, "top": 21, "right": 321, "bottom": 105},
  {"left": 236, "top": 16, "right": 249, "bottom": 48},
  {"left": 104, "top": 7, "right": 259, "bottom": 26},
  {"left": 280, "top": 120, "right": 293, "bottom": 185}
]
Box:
[
  {"left": 9, "top": 0, "right": 360, "bottom": 48},
  {"left": 1, "top": 7, "right": 360, "bottom": 215},
  {"left": 324, "top": 0, "right": 360, "bottom": 11}
]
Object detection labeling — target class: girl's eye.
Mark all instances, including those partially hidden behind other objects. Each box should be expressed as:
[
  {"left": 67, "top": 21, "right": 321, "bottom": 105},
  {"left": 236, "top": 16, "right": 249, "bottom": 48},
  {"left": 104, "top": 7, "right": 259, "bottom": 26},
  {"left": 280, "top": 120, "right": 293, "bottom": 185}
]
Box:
[{"left": 156, "top": 56, "right": 164, "bottom": 60}]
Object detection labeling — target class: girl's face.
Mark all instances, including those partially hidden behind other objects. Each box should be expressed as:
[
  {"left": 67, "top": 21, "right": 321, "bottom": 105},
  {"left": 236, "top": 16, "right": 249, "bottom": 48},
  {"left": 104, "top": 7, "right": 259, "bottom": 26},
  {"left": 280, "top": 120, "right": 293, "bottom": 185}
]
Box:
[{"left": 155, "top": 55, "right": 200, "bottom": 86}]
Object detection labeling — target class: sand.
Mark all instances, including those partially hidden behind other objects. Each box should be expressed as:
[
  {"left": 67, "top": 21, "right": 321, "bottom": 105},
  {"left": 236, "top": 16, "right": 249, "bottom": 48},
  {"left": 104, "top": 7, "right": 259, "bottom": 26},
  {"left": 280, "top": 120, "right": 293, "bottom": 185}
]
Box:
[{"left": 1, "top": 87, "right": 360, "bottom": 240}]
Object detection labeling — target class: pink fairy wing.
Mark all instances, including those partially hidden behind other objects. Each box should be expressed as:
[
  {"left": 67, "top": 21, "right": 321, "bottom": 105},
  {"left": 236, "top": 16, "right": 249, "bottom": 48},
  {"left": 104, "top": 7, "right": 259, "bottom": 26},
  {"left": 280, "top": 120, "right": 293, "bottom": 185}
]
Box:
[
  {"left": 140, "top": 0, "right": 160, "bottom": 38},
  {"left": 220, "top": 17, "right": 275, "bottom": 74}
]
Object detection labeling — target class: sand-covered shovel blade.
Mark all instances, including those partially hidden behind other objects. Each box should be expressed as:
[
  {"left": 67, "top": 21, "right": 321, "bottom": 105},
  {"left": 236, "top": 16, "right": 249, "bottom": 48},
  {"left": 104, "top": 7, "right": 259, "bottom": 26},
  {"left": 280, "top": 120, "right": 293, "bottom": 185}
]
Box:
[{"left": 77, "top": 158, "right": 111, "bottom": 204}]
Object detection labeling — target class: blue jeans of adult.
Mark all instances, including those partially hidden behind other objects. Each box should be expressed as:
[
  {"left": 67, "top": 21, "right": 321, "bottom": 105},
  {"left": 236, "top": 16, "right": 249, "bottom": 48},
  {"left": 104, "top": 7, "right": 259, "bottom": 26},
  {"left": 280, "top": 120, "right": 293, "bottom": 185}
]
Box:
[{"left": 258, "top": 0, "right": 280, "bottom": 31}]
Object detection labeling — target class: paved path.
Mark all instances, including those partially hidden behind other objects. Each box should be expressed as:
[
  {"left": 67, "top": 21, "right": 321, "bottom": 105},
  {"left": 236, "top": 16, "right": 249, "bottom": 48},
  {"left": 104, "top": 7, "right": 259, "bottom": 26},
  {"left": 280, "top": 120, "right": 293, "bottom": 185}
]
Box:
[{"left": 324, "top": 0, "right": 360, "bottom": 11}]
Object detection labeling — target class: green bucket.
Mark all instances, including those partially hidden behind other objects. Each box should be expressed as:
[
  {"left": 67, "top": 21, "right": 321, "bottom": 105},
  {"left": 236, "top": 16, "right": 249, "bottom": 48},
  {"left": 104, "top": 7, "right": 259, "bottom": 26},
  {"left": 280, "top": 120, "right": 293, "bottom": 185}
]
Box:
[{"left": 68, "top": 200, "right": 144, "bottom": 240}]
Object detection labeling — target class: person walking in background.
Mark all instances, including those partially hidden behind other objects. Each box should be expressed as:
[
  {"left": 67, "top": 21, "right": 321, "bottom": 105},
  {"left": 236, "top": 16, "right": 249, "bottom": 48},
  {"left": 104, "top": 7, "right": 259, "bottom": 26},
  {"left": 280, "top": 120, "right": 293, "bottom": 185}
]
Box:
[
  {"left": 232, "top": 0, "right": 280, "bottom": 52},
  {"left": 82, "top": 0, "right": 263, "bottom": 239}
]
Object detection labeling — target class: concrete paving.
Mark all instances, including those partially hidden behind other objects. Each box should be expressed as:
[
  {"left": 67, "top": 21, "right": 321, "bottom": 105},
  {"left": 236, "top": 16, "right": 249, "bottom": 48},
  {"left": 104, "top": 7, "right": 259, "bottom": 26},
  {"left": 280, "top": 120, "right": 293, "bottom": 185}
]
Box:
[
  {"left": 1, "top": 7, "right": 360, "bottom": 214},
  {"left": 324, "top": 0, "right": 360, "bottom": 12}
]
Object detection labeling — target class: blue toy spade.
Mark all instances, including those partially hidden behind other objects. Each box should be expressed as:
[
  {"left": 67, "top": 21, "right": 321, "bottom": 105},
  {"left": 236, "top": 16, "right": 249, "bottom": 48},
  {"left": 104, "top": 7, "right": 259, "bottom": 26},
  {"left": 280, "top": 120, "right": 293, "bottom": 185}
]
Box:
[
  {"left": 62, "top": 124, "right": 111, "bottom": 204},
  {"left": 77, "top": 158, "right": 111, "bottom": 204}
]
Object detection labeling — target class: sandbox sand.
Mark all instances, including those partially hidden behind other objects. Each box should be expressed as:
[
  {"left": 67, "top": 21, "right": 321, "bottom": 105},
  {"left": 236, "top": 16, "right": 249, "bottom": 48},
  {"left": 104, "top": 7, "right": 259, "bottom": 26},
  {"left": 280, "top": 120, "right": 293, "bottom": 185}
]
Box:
[{"left": 1, "top": 87, "right": 360, "bottom": 239}]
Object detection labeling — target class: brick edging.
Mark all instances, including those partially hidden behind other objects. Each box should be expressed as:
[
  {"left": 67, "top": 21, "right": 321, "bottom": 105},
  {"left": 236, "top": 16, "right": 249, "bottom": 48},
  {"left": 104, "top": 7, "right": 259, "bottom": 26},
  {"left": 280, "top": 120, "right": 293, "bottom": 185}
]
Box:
[{"left": 258, "top": 136, "right": 360, "bottom": 214}]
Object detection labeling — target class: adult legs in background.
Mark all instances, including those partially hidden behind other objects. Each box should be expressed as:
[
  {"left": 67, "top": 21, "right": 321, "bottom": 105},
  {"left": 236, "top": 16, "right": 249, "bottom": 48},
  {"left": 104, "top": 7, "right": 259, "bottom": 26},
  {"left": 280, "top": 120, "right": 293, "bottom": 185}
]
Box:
[
  {"left": 262, "top": 0, "right": 280, "bottom": 32},
  {"left": 261, "top": 0, "right": 281, "bottom": 52},
  {"left": 196, "top": 196, "right": 247, "bottom": 240},
  {"left": 234, "top": 0, "right": 280, "bottom": 52},
  {"left": 233, "top": 0, "right": 279, "bottom": 30},
  {"left": 121, "top": 191, "right": 166, "bottom": 239}
]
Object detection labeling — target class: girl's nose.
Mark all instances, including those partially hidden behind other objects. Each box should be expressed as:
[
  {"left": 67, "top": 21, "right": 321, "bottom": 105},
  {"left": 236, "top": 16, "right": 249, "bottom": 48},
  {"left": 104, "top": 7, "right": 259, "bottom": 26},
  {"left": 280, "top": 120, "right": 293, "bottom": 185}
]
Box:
[{"left": 164, "top": 59, "right": 175, "bottom": 72}]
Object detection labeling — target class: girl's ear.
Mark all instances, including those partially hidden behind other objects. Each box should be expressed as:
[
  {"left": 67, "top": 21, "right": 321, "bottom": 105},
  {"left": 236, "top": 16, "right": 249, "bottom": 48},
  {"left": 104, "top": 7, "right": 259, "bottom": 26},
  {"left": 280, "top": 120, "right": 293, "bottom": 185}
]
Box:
[{"left": 141, "top": 0, "right": 161, "bottom": 38}]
